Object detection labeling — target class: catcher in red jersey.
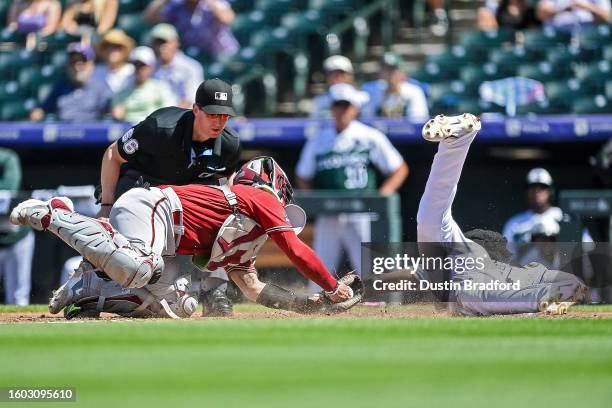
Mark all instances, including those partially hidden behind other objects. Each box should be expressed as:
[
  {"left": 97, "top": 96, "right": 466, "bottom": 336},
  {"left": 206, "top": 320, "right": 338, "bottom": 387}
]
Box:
[{"left": 10, "top": 157, "right": 362, "bottom": 319}]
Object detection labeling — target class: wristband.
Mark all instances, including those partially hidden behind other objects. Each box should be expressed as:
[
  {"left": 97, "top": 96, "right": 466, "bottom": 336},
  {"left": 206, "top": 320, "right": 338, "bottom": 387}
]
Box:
[{"left": 100, "top": 203, "right": 114, "bottom": 207}]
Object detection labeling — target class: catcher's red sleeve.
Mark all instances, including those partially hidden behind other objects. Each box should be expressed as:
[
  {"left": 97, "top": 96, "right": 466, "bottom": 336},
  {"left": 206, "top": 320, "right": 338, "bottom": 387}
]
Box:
[{"left": 269, "top": 230, "right": 337, "bottom": 292}]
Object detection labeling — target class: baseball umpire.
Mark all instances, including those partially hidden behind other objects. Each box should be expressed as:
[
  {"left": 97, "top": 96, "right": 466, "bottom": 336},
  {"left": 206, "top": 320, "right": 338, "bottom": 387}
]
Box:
[{"left": 97, "top": 78, "right": 241, "bottom": 316}]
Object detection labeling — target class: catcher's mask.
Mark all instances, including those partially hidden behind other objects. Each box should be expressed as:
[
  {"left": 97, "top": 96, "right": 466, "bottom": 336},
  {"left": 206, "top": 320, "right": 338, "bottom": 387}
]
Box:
[{"left": 234, "top": 156, "right": 306, "bottom": 234}]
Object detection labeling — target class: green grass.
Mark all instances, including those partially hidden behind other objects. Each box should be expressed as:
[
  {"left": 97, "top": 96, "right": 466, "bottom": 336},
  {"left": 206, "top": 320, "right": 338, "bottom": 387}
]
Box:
[{"left": 0, "top": 307, "right": 611, "bottom": 407}]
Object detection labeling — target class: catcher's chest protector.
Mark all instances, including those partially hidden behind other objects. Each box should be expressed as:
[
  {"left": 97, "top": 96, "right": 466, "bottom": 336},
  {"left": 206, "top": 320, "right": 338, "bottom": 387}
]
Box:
[{"left": 203, "top": 182, "right": 268, "bottom": 271}]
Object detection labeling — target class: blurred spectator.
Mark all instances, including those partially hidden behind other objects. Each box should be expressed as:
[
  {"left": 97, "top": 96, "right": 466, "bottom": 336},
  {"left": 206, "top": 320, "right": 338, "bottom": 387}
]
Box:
[
  {"left": 0, "top": 148, "right": 34, "bottom": 305},
  {"left": 60, "top": 0, "right": 118, "bottom": 37},
  {"left": 30, "top": 43, "right": 112, "bottom": 122},
  {"left": 428, "top": 0, "right": 449, "bottom": 36},
  {"left": 310, "top": 55, "right": 354, "bottom": 119},
  {"left": 92, "top": 29, "right": 135, "bottom": 94},
  {"left": 7, "top": 0, "right": 62, "bottom": 36},
  {"left": 143, "top": 0, "right": 239, "bottom": 60},
  {"left": 296, "top": 83, "right": 409, "bottom": 292},
  {"left": 149, "top": 23, "right": 204, "bottom": 108},
  {"left": 361, "top": 52, "right": 429, "bottom": 121},
  {"left": 478, "top": 0, "right": 541, "bottom": 31},
  {"left": 536, "top": 0, "right": 611, "bottom": 31},
  {"left": 112, "top": 46, "right": 177, "bottom": 124}
]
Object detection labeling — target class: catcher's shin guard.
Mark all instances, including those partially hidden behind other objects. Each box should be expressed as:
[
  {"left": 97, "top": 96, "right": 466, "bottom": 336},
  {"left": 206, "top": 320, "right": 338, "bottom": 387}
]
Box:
[{"left": 39, "top": 200, "right": 162, "bottom": 288}]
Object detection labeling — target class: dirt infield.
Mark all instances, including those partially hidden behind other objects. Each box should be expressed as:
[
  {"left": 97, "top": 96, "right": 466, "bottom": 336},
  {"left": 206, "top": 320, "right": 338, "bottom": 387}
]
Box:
[{"left": 1, "top": 304, "right": 612, "bottom": 323}]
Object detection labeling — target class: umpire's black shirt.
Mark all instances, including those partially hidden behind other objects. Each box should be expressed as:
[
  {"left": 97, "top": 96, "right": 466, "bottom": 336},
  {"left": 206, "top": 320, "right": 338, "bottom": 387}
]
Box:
[{"left": 115, "top": 107, "right": 241, "bottom": 197}]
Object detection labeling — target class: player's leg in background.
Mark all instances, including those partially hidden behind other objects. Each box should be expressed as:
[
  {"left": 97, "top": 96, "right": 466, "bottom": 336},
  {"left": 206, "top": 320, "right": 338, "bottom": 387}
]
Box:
[
  {"left": 342, "top": 213, "right": 372, "bottom": 277},
  {"left": 309, "top": 215, "right": 343, "bottom": 293},
  {"left": 1, "top": 231, "right": 34, "bottom": 305}
]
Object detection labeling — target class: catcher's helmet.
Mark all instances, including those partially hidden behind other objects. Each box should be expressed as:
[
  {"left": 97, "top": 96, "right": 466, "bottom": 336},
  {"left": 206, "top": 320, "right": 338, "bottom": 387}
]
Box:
[{"left": 234, "top": 156, "right": 294, "bottom": 207}]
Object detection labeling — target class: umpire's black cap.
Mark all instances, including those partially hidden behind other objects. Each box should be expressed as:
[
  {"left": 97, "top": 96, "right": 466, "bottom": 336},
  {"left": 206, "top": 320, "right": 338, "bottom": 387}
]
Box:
[{"left": 195, "top": 79, "right": 236, "bottom": 116}]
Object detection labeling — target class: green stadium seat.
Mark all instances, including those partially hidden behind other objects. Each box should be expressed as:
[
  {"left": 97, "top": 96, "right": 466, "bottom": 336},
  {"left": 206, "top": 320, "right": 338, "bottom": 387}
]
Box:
[
  {"left": 411, "top": 62, "right": 460, "bottom": 84},
  {"left": 523, "top": 27, "right": 571, "bottom": 50},
  {"left": 605, "top": 80, "right": 612, "bottom": 99},
  {"left": 18, "top": 65, "right": 62, "bottom": 95},
  {"left": 459, "top": 29, "right": 514, "bottom": 50},
  {"left": 50, "top": 50, "right": 68, "bottom": 68},
  {"left": 281, "top": 10, "right": 323, "bottom": 34},
  {"left": 460, "top": 63, "right": 514, "bottom": 86},
  {"left": 232, "top": 11, "right": 274, "bottom": 45},
  {"left": 572, "top": 95, "right": 612, "bottom": 114},
  {"left": 518, "top": 62, "right": 569, "bottom": 82},
  {"left": 456, "top": 98, "right": 505, "bottom": 115},
  {"left": 489, "top": 47, "right": 542, "bottom": 66},
  {"left": 516, "top": 101, "right": 567, "bottom": 115},
  {"left": 0, "top": 81, "right": 26, "bottom": 103},
  {"left": 42, "top": 31, "right": 81, "bottom": 51},
  {"left": 604, "top": 44, "right": 612, "bottom": 61},
  {"left": 308, "top": 0, "right": 362, "bottom": 15},
  {"left": 0, "top": 99, "right": 31, "bottom": 121},
  {"left": 577, "top": 24, "right": 612, "bottom": 49},
  {"left": 0, "top": 1, "right": 10, "bottom": 23},
  {"left": 256, "top": 0, "right": 303, "bottom": 25},
  {"left": 0, "top": 29, "right": 26, "bottom": 45},
  {"left": 547, "top": 46, "right": 596, "bottom": 66},
  {"left": 250, "top": 28, "right": 294, "bottom": 52},
  {"left": 428, "top": 45, "right": 486, "bottom": 66},
  {"left": 229, "top": 0, "right": 256, "bottom": 13},
  {"left": 118, "top": 0, "right": 148, "bottom": 14},
  {"left": 0, "top": 50, "right": 41, "bottom": 80},
  {"left": 116, "top": 14, "right": 150, "bottom": 42},
  {"left": 575, "top": 61, "right": 612, "bottom": 84},
  {"left": 37, "top": 83, "right": 55, "bottom": 104},
  {"left": 546, "top": 79, "right": 595, "bottom": 102}
]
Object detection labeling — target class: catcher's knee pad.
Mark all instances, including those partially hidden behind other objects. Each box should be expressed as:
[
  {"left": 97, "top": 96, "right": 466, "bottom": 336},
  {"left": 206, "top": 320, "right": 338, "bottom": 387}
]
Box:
[
  {"left": 104, "top": 247, "right": 164, "bottom": 288},
  {"left": 47, "top": 209, "right": 162, "bottom": 289}
]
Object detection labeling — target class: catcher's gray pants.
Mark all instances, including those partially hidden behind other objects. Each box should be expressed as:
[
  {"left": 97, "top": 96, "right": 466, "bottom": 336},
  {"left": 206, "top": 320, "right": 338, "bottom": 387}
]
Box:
[{"left": 417, "top": 130, "right": 580, "bottom": 316}]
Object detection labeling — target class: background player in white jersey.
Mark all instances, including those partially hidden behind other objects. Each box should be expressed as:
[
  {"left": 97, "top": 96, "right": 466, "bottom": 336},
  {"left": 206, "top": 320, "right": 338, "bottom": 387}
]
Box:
[
  {"left": 417, "top": 113, "right": 587, "bottom": 315},
  {"left": 296, "top": 83, "right": 409, "bottom": 292}
]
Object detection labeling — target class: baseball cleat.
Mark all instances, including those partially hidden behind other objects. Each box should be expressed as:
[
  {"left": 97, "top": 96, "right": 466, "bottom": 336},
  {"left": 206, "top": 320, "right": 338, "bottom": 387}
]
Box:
[
  {"left": 10, "top": 197, "right": 74, "bottom": 231},
  {"left": 201, "top": 288, "right": 233, "bottom": 317},
  {"left": 48, "top": 260, "right": 94, "bottom": 314},
  {"left": 539, "top": 301, "right": 574, "bottom": 315},
  {"left": 422, "top": 113, "right": 481, "bottom": 142}
]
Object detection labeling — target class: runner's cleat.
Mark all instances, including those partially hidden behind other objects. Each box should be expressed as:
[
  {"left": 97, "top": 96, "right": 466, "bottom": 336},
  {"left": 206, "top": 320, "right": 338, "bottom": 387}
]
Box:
[{"left": 422, "top": 113, "right": 481, "bottom": 142}]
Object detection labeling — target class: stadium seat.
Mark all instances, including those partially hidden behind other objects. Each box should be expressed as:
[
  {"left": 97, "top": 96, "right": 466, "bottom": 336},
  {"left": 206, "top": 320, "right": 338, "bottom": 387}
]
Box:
[
  {"left": 604, "top": 44, "right": 612, "bottom": 61},
  {"left": 229, "top": 0, "right": 256, "bottom": 13},
  {"left": 118, "top": 0, "right": 148, "bottom": 14},
  {"left": 523, "top": 27, "right": 571, "bottom": 50},
  {"left": 255, "top": 0, "right": 303, "bottom": 25},
  {"left": 459, "top": 29, "right": 514, "bottom": 50},
  {"left": 606, "top": 80, "right": 612, "bottom": 99},
  {"left": 575, "top": 61, "right": 612, "bottom": 84},
  {"left": 547, "top": 46, "right": 596, "bottom": 66},
  {"left": 460, "top": 63, "right": 514, "bottom": 86},
  {"left": 572, "top": 95, "right": 612, "bottom": 114},
  {"left": 456, "top": 98, "right": 505, "bottom": 115},
  {"left": 0, "top": 81, "right": 25, "bottom": 103},
  {"left": 0, "top": 99, "right": 31, "bottom": 121},
  {"left": 0, "top": 29, "right": 26, "bottom": 46},
  {"left": 42, "top": 31, "right": 81, "bottom": 52},
  {"left": 37, "top": 83, "right": 55, "bottom": 104},
  {"left": 18, "top": 65, "right": 62, "bottom": 95},
  {"left": 281, "top": 10, "right": 323, "bottom": 34},
  {"left": 516, "top": 100, "right": 567, "bottom": 115},
  {"left": 232, "top": 11, "right": 274, "bottom": 45},
  {"left": 577, "top": 24, "right": 612, "bottom": 49},
  {"left": 50, "top": 50, "right": 68, "bottom": 68},
  {"left": 0, "top": 1, "right": 10, "bottom": 23},
  {"left": 428, "top": 45, "right": 486, "bottom": 66},
  {"left": 250, "top": 28, "right": 294, "bottom": 52},
  {"left": 489, "top": 47, "right": 542, "bottom": 66},
  {"left": 518, "top": 62, "right": 569, "bottom": 82},
  {"left": 116, "top": 14, "right": 150, "bottom": 43},
  {"left": 0, "top": 50, "right": 41, "bottom": 80},
  {"left": 411, "top": 61, "right": 460, "bottom": 83},
  {"left": 308, "top": 0, "right": 362, "bottom": 16}
]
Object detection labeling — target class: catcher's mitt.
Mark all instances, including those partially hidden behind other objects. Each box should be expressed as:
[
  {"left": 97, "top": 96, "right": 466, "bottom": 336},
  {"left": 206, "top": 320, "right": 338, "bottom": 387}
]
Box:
[{"left": 318, "top": 273, "right": 364, "bottom": 314}]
